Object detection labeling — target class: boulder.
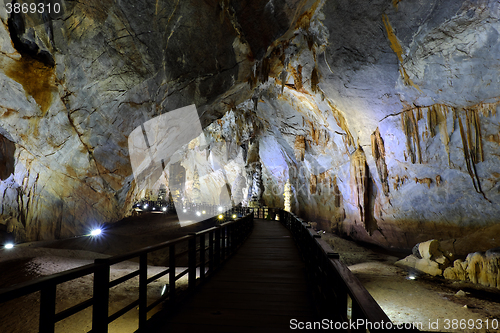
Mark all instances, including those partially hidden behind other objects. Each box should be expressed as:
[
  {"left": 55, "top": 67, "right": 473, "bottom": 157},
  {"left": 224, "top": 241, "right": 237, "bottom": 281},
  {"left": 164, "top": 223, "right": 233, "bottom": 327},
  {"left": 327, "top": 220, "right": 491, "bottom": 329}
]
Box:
[{"left": 396, "top": 239, "right": 453, "bottom": 276}]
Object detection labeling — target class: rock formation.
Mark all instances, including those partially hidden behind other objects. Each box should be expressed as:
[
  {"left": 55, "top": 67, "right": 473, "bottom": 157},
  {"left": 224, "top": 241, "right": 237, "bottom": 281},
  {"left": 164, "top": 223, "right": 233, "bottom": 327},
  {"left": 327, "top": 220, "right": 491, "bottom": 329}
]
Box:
[
  {"left": 284, "top": 179, "right": 291, "bottom": 212},
  {"left": 397, "top": 239, "right": 454, "bottom": 276},
  {"left": 444, "top": 249, "right": 500, "bottom": 288},
  {"left": 0, "top": 0, "right": 500, "bottom": 257}
]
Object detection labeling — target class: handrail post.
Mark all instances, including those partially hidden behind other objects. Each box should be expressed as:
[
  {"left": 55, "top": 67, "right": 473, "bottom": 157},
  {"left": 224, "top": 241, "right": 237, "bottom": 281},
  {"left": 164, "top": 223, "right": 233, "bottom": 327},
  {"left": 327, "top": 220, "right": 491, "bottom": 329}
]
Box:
[
  {"left": 39, "top": 283, "right": 56, "bottom": 333},
  {"left": 93, "top": 259, "right": 110, "bottom": 333},
  {"left": 169, "top": 245, "right": 176, "bottom": 303},
  {"left": 227, "top": 224, "right": 232, "bottom": 256},
  {"left": 209, "top": 230, "right": 214, "bottom": 273},
  {"left": 188, "top": 234, "right": 196, "bottom": 290},
  {"left": 351, "top": 300, "right": 364, "bottom": 332},
  {"left": 138, "top": 253, "right": 148, "bottom": 330},
  {"left": 221, "top": 225, "right": 226, "bottom": 261},
  {"left": 200, "top": 233, "right": 205, "bottom": 281},
  {"left": 214, "top": 226, "right": 221, "bottom": 267}
]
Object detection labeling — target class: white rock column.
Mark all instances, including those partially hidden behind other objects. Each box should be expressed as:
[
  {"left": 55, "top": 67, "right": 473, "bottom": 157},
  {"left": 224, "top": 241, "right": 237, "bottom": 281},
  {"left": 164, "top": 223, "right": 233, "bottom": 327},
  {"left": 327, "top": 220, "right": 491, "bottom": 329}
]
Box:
[{"left": 284, "top": 179, "right": 291, "bottom": 212}]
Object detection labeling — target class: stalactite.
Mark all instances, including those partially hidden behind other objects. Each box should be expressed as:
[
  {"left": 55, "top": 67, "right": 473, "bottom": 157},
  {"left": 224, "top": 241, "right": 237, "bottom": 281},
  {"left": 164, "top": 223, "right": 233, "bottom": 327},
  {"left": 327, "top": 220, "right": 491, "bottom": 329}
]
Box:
[
  {"left": 307, "top": 120, "right": 320, "bottom": 145},
  {"left": 325, "top": 99, "right": 355, "bottom": 152},
  {"left": 458, "top": 113, "right": 490, "bottom": 202},
  {"left": 351, "top": 146, "right": 370, "bottom": 230},
  {"left": 401, "top": 110, "right": 422, "bottom": 164},
  {"left": 309, "top": 174, "right": 317, "bottom": 194},
  {"left": 415, "top": 177, "right": 432, "bottom": 188},
  {"left": 281, "top": 69, "right": 286, "bottom": 95},
  {"left": 311, "top": 67, "right": 319, "bottom": 93},
  {"left": 333, "top": 176, "right": 341, "bottom": 208},
  {"left": 292, "top": 64, "right": 303, "bottom": 91},
  {"left": 427, "top": 106, "right": 438, "bottom": 137},
  {"left": 259, "top": 56, "right": 270, "bottom": 83},
  {"left": 426, "top": 104, "right": 452, "bottom": 165},
  {"left": 294, "top": 135, "right": 306, "bottom": 161},
  {"left": 371, "top": 128, "right": 389, "bottom": 196}
]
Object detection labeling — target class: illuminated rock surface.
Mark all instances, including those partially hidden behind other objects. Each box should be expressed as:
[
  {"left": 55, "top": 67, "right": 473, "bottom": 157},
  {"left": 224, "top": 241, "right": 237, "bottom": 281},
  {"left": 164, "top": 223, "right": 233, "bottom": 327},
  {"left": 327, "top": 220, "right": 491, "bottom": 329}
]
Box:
[{"left": 1, "top": 0, "right": 500, "bottom": 255}]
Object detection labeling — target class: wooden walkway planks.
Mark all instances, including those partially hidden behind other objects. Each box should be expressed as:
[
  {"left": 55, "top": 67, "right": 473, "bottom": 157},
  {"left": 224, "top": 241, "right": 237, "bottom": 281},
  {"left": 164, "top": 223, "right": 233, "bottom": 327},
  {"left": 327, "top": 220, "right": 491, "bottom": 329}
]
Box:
[{"left": 154, "top": 219, "right": 317, "bottom": 332}]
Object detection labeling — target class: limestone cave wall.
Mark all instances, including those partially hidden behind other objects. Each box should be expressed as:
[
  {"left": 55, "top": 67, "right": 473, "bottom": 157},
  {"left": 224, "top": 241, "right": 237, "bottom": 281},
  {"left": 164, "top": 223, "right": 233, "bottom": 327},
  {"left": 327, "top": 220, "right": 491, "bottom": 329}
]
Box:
[{"left": 1, "top": 0, "right": 500, "bottom": 255}]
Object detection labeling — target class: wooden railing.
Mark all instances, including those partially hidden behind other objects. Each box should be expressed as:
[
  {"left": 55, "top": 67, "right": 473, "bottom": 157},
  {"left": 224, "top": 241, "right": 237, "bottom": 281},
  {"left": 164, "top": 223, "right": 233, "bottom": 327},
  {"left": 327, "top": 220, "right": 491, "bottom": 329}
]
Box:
[
  {"left": 0, "top": 209, "right": 253, "bottom": 333},
  {"left": 279, "top": 210, "right": 420, "bottom": 332}
]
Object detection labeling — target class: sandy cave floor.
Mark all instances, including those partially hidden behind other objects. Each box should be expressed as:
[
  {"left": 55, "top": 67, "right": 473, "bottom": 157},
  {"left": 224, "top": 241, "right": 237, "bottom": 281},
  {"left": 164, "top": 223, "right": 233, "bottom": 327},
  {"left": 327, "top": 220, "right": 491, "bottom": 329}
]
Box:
[
  {"left": 0, "top": 216, "right": 500, "bottom": 332},
  {"left": 321, "top": 233, "right": 500, "bottom": 332}
]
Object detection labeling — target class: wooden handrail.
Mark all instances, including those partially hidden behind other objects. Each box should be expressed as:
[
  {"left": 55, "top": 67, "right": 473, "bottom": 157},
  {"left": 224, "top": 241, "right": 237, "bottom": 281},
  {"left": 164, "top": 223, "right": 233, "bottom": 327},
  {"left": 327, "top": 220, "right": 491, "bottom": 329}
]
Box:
[
  {"left": 0, "top": 208, "right": 254, "bottom": 333},
  {"left": 0, "top": 263, "right": 96, "bottom": 303},
  {"left": 279, "top": 210, "right": 420, "bottom": 332}
]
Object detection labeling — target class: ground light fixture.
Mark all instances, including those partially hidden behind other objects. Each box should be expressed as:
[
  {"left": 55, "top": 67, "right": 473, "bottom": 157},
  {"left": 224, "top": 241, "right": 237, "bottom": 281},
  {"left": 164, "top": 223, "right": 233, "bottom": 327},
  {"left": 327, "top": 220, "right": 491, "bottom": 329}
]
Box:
[
  {"left": 4, "top": 243, "right": 14, "bottom": 249},
  {"left": 90, "top": 228, "right": 102, "bottom": 237}
]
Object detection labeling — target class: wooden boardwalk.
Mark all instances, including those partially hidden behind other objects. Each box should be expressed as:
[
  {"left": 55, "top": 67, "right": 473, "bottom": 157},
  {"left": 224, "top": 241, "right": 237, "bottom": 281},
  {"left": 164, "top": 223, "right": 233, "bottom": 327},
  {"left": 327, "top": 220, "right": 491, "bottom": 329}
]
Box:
[{"left": 154, "top": 219, "right": 318, "bottom": 332}]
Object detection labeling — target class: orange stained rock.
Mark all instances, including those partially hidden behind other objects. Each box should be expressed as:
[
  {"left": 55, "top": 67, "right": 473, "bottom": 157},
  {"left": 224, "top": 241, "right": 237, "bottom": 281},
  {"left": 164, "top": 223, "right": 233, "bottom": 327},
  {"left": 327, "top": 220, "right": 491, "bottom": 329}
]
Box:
[{"left": 5, "top": 55, "right": 56, "bottom": 114}]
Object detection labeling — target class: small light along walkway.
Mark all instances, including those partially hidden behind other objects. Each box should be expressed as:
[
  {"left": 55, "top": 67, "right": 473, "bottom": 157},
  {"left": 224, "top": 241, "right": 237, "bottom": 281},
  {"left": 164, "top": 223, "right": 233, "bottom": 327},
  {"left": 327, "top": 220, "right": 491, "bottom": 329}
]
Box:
[{"left": 154, "top": 219, "right": 318, "bottom": 332}]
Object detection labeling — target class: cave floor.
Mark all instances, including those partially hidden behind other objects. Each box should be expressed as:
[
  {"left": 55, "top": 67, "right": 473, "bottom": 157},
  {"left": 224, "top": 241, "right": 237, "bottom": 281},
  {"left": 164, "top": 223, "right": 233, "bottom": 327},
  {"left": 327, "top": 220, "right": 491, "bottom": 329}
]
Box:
[
  {"left": 322, "top": 233, "right": 500, "bottom": 333},
  {"left": 0, "top": 216, "right": 499, "bottom": 332}
]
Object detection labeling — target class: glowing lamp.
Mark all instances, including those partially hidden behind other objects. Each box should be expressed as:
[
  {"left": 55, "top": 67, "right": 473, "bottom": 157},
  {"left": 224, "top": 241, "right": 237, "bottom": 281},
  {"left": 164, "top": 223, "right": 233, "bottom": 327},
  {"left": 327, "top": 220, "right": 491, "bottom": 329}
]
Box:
[
  {"left": 202, "top": 210, "right": 206, "bottom": 214},
  {"left": 218, "top": 215, "right": 224, "bottom": 220},
  {"left": 4, "top": 243, "right": 14, "bottom": 249},
  {"left": 162, "top": 207, "right": 167, "bottom": 212},
  {"left": 183, "top": 209, "right": 187, "bottom": 213},
  {"left": 232, "top": 214, "right": 237, "bottom": 219},
  {"left": 196, "top": 211, "right": 201, "bottom": 216},
  {"left": 90, "top": 228, "right": 102, "bottom": 236},
  {"left": 218, "top": 206, "right": 223, "bottom": 212}
]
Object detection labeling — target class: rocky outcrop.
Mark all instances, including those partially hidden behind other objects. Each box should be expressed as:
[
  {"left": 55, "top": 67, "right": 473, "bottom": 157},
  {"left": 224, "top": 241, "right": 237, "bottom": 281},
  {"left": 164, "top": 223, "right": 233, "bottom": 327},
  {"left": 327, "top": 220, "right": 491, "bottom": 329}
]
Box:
[
  {"left": 396, "top": 239, "right": 454, "bottom": 276},
  {"left": 444, "top": 249, "right": 500, "bottom": 288}
]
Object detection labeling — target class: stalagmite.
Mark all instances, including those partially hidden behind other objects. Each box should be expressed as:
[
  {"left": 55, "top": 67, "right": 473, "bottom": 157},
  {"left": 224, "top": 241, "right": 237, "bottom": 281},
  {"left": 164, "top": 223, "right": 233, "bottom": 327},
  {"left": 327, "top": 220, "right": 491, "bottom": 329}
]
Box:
[
  {"left": 191, "top": 166, "right": 201, "bottom": 204},
  {"left": 444, "top": 249, "right": 500, "bottom": 289},
  {"left": 249, "top": 163, "right": 264, "bottom": 207},
  {"left": 284, "top": 179, "right": 291, "bottom": 212},
  {"left": 169, "top": 163, "right": 186, "bottom": 206}
]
